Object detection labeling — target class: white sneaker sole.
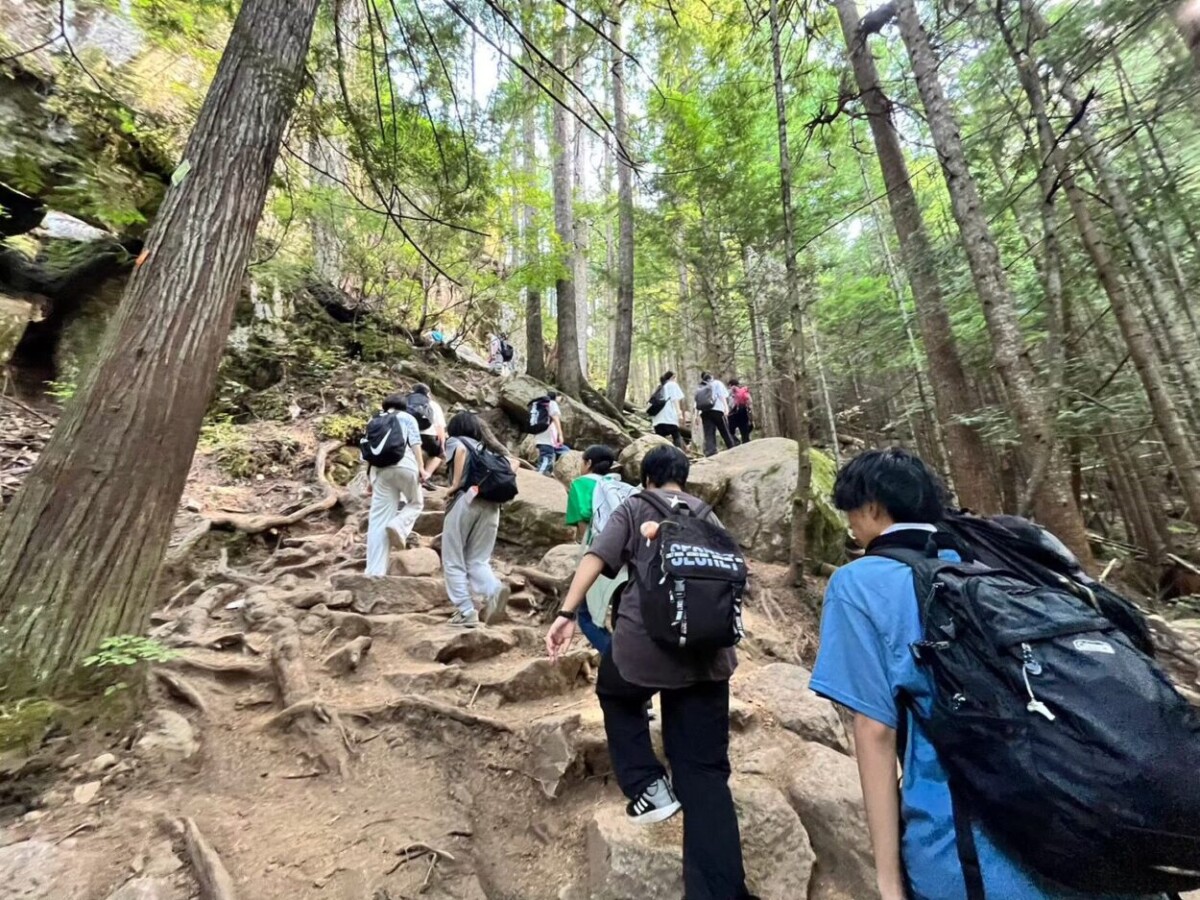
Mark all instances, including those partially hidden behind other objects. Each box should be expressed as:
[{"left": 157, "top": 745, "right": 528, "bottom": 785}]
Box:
[{"left": 627, "top": 800, "right": 681, "bottom": 825}]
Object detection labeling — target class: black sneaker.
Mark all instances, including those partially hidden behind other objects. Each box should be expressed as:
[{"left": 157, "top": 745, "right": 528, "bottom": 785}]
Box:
[{"left": 626, "top": 777, "right": 681, "bottom": 825}]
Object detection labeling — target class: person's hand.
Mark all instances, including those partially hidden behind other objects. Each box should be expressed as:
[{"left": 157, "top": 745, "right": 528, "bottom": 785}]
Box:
[
  {"left": 366, "top": 482, "right": 373, "bottom": 497},
  {"left": 877, "top": 874, "right": 908, "bottom": 900},
  {"left": 545, "top": 616, "right": 577, "bottom": 661}
]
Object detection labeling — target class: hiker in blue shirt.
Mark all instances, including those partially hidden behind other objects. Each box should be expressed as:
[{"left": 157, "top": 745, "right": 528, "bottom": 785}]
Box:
[{"left": 811, "top": 448, "right": 1160, "bottom": 900}]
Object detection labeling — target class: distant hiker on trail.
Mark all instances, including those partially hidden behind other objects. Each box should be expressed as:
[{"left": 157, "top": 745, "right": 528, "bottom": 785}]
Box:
[
  {"left": 547, "top": 445, "right": 756, "bottom": 900},
  {"left": 727, "top": 379, "right": 753, "bottom": 445},
  {"left": 811, "top": 449, "right": 1186, "bottom": 900},
  {"left": 565, "top": 444, "right": 638, "bottom": 653},
  {"left": 442, "top": 411, "right": 517, "bottom": 628},
  {"left": 529, "top": 390, "right": 566, "bottom": 476},
  {"left": 695, "top": 372, "right": 735, "bottom": 457},
  {"left": 360, "top": 394, "right": 425, "bottom": 577},
  {"left": 647, "top": 370, "right": 686, "bottom": 449},
  {"left": 489, "top": 331, "right": 516, "bottom": 375},
  {"left": 410, "top": 383, "right": 446, "bottom": 489}
]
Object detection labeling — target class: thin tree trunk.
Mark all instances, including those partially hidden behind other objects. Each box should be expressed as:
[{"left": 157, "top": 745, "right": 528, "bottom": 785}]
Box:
[
  {"left": 895, "top": 0, "right": 1092, "bottom": 566},
  {"left": 571, "top": 80, "right": 590, "bottom": 376},
  {"left": 607, "top": 7, "right": 635, "bottom": 408},
  {"left": 835, "top": 0, "right": 999, "bottom": 514},
  {"left": 0, "top": 0, "right": 320, "bottom": 697},
  {"left": 1179, "top": 0, "right": 1200, "bottom": 72},
  {"left": 810, "top": 316, "right": 840, "bottom": 464},
  {"left": 551, "top": 22, "right": 584, "bottom": 397},
  {"left": 523, "top": 93, "right": 546, "bottom": 380},
  {"left": 769, "top": 0, "right": 811, "bottom": 583}
]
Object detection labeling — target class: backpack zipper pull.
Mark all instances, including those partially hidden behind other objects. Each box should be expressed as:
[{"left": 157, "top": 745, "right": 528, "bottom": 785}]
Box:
[{"left": 1021, "top": 642, "right": 1056, "bottom": 721}]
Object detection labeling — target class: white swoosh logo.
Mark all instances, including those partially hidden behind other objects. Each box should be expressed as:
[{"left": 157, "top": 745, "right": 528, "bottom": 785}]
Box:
[{"left": 369, "top": 426, "right": 393, "bottom": 456}]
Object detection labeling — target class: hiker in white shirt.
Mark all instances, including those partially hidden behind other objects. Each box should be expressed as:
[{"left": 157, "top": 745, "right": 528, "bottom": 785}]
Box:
[
  {"left": 696, "top": 372, "right": 735, "bottom": 457},
  {"left": 365, "top": 395, "right": 425, "bottom": 577},
  {"left": 650, "top": 371, "right": 686, "bottom": 449},
  {"left": 411, "top": 383, "right": 447, "bottom": 488}
]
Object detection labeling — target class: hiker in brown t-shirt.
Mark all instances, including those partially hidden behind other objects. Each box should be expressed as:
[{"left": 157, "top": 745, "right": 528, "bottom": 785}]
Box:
[{"left": 546, "top": 445, "right": 756, "bottom": 900}]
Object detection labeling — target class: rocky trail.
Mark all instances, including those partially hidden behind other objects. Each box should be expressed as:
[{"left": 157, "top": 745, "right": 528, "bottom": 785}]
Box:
[{"left": 0, "top": 351, "right": 873, "bottom": 900}]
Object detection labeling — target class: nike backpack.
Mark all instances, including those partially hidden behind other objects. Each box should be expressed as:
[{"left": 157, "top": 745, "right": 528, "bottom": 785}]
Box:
[
  {"left": 873, "top": 540, "right": 1200, "bottom": 896},
  {"left": 633, "top": 492, "right": 747, "bottom": 652},
  {"left": 405, "top": 392, "right": 433, "bottom": 431},
  {"left": 359, "top": 412, "right": 407, "bottom": 468},
  {"left": 464, "top": 441, "right": 518, "bottom": 503},
  {"left": 646, "top": 386, "right": 668, "bottom": 417},
  {"left": 525, "top": 397, "right": 552, "bottom": 434},
  {"left": 694, "top": 384, "right": 715, "bottom": 412}
]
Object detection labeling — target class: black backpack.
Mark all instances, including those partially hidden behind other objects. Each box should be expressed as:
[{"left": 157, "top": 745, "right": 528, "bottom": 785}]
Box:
[
  {"left": 405, "top": 392, "right": 433, "bottom": 431},
  {"left": 359, "top": 412, "right": 407, "bottom": 468},
  {"left": 499, "top": 339, "right": 515, "bottom": 362},
  {"left": 633, "top": 492, "right": 747, "bottom": 652},
  {"left": 525, "top": 397, "right": 552, "bottom": 434},
  {"left": 873, "top": 536, "right": 1200, "bottom": 896},
  {"left": 463, "top": 440, "right": 518, "bottom": 503},
  {"left": 646, "top": 386, "right": 667, "bottom": 417},
  {"left": 694, "top": 383, "right": 715, "bottom": 412}
]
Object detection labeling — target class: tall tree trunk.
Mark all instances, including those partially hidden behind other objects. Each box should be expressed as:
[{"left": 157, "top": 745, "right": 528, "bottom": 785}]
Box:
[
  {"left": 571, "top": 84, "right": 590, "bottom": 377},
  {"left": 769, "top": 0, "right": 811, "bottom": 584},
  {"left": 894, "top": 0, "right": 1092, "bottom": 566},
  {"left": 521, "top": 0, "right": 546, "bottom": 380},
  {"left": 551, "top": 23, "right": 584, "bottom": 397},
  {"left": 810, "top": 316, "right": 840, "bottom": 464},
  {"left": 835, "top": 0, "right": 1000, "bottom": 514},
  {"left": 606, "top": 7, "right": 635, "bottom": 408},
  {"left": 0, "top": 0, "right": 320, "bottom": 698},
  {"left": 1180, "top": 0, "right": 1200, "bottom": 72}
]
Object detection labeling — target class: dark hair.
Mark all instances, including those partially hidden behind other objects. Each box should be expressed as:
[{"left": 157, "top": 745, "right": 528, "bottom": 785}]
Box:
[
  {"left": 383, "top": 394, "right": 406, "bottom": 411},
  {"left": 832, "top": 448, "right": 946, "bottom": 523},
  {"left": 642, "top": 445, "right": 690, "bottom": 489},
  {"left": 547, "top": 390, "right": 559, "bottom": 400},
  {"left": 447, "top": 411, "right": 484, "bottom": 441},
  {"left": 412, "top": 382, "right": 431, "bottom": 396},
  {"left": 729, "top": 378, "right": 741, "bottom": 387},
  {"left": 660, "top": 371, "right": 675, "bottom": 384},
  {"left": 583, "top": 444, "right": 618, "bottom": 475}
]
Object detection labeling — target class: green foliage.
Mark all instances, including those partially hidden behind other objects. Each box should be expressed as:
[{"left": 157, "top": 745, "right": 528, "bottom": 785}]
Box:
[
  {"left": 0, "top": 699, "right": 60, "bottom": 753},
  {"left": 82, "top": 635, "right": 177, "bottom": 669},
  {"left": 319, "top": 413, "right": 364, "bottom": 444}
]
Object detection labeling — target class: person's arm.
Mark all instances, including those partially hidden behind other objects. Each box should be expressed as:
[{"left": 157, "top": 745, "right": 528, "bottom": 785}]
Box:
[
  {"left": 447, "top": 447, "right": 468, "bottom": 493},
  {"left": 855, "top": 715, "right": 906, "bottom": 900},
  {"left": 545, "top": 553, "right": 606, "bottom": 660}
]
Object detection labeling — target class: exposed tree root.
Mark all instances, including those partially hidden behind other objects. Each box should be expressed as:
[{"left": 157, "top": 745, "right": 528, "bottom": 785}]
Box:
[
  {"left": 205, "top": 440, "right": 343, "bottom": 534},
  {"left": 509, "top": 566, "right": 568, "bottom": 594},
  {"left": 268, "top": 617, "right": 351, "bottom": 775},
  {"left": 167, "top": 653, "right": 269, "bottom": 680},
  {"left": 323, "top": 635, "right": 372, "bottom": 675},
  {"left": 179, "top": 817, "right": 238, "bottom": 900},
  {"left": 152, "top": 668, "right": 210, "bottom": 716},
  {"left": 341, "top": 694, "right": 513, "bottom": 734}
]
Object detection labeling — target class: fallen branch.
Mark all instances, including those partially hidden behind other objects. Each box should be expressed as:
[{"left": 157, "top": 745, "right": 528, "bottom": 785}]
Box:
[
  {"left": 206, "top": 440, "right": 343, "bottom": 534},
  {"left": 180, "top": 817, "right": 238, "bottom": 900}
]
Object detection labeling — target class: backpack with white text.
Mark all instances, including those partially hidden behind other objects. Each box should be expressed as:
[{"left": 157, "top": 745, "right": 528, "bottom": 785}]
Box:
[
  {"left": 632, "top": 492, "right": 747, "bottom": 652},
  {"left": 405, "top": 392, "right": 433, "bottom": 431},
  {"left": 872, "top": 538, "right": 1200, "bottom": 897},
  {"left": 646, "top": 385, "right": 667, "bottom": 417},
  {"left": 359, "top": 412, "right": 407, "bottom": 468},
  {"left": 590, "top": 475, "right": 640, "bottom": 538},
  {"left": 525, "top": 397, "right": 553, "bottom": 434},
  {"left": 694, "top": 384, "right": 715, "bottom": 412}
]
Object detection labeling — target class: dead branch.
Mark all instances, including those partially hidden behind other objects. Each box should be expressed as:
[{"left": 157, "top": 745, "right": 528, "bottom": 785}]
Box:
[
  {"left": 179, "top": 817, "right": 238, "bottom": 900},
  {"left": 206, "top": 440, "right": 343, "bottom": 534}
]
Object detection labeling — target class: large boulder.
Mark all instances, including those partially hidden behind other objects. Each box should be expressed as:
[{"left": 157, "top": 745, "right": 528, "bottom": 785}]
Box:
[
  {"left": 538, "top": 543, "right": 584, "bottom": 583},
  {"left": 618, "top": 433, "right": 672, "bottom": 485},
  {"left": 330, "top": 574, "right": 446, "bottom": 615},
  {"left": 498, "top": 469, "right": 574, "bottom": 551},
  {"left": 687, "top": 439, "right": 844, "bottom": 566},
  {"left": 734, "top": 663, "right": 850, "bottom": 753},
  {"left": 786, "top": 741, "right": 877, "bottom": 900},
  {"left": 584, "top": 778, "right": 814, "bottom": 900},
  {"left": 499, "top": 375, "right": 631, "bottom": 449}
]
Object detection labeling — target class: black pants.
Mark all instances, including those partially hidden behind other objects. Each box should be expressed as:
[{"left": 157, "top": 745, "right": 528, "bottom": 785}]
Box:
[
  {"left": 597, "top": 650, "right": 750, "bottom": 900},
  {"left": 727, "top": 409, "right": 752, "bottom": 445},
  {"left": 654, "top": 422, "right": 685, "bottom": 449},
  {"left": 701, "top": 410, "right": 735, "bottom": 457}
]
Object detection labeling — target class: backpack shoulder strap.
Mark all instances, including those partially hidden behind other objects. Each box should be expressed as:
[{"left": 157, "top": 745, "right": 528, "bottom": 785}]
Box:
[{"left": 633, "top": 490, "right": 679, "bottom": 519}]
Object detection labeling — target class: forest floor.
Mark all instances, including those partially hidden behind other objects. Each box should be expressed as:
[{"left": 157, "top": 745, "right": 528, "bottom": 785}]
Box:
[{"left": 0, "top": 352, "right": 849, "bottom": 900}]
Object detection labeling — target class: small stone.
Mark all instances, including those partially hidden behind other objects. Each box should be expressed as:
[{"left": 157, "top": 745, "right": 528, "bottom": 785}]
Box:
[
  {"left": 134, "top": 710, "right": 198, "bottom": 767},
  {"left": 297, "top": 614, "right": 325, "bottom": 635},
  {"left": 141, "top": 839, "right": 183, "bottom": 878},
  {"left": 73, "top": 781, "right": 101, "bottom": 805},
  {"left": 104, "top": 877, "right": 179, "bottom": 900},
  {"left": 85, "top": 753, "right": 118, "bottom": 776},
  {"left": 58, "top": 754, "right": 81, "bottom": 770},
  {"left": 21, "top": 810, "right": 46, "bottom": 824},
  {"left": 393, "top": 547, "right": 441, "bottom": 577}
]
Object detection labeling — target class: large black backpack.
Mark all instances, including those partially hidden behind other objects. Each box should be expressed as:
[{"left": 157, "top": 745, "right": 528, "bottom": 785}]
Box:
[
  {"left": 874, "top": 535, "right": 1200, "bottom": 896},
  {"left": 405, "top": 392, "right": 433, "bottom": 431},
  {"left": 633, "top": 492, "right": 747, "bottom": 652},
  {"left": 646, "top": 385, "right": 667, "bottom": 417},
  {"left": 463, "top": 441, "right": 518, "bottom": 503},
  {"left": 359, "top": 412, "right": 407, "bottom": 468},
  {"left": 525, "top": 397, "right": 552, "bottom": 434},
  {"left": 499, "top": 339, "right": 515, "bottom": 362}
]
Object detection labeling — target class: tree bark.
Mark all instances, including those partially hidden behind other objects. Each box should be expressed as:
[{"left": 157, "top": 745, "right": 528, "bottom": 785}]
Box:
[
  {"left": 1180, "top": 0, "right": 1200, "bottom": 73},
  {"left": 571, "top": 80, "right": 590, "bottom": 376},
  {"left": 835, "top": 0, "right": 999, "bottom": 515},
  {"left": 550, "top": 22, "right": 584, "bottom": 397},
  {"left": 606, "top": 7, "right": 636, "bottom": 409},
  {"left": 894, "top": 0, "right": 1092, "bottom": 566},
  {"left": 769, "top": 0, "right": 811, "bottom": 583},
  {"left": 0, "top": 0, "right": 320, "bottom": 697},
  {"left": 521, "top": 1, "right": 546, "bottom": 381}
]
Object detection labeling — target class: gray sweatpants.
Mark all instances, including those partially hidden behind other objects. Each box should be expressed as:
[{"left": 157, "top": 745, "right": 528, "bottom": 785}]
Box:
[{"left": 442, "top": 494, "right": 503, "bottom": 615}]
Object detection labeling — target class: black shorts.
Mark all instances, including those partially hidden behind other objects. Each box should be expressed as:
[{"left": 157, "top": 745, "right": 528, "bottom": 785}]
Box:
[{"left": 421, "top": 433, "right": 444, "bottom": 458}]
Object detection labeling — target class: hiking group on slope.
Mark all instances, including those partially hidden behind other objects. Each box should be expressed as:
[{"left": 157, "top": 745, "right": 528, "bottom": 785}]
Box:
[{"left": 649, "top": 370, "right": 755, "bottom": 457}]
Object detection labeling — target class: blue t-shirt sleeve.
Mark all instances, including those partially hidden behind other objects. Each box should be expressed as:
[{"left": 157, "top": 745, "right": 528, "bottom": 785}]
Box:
[{"left": 811, "top": 574, "right": 900, "bottom": 729}]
